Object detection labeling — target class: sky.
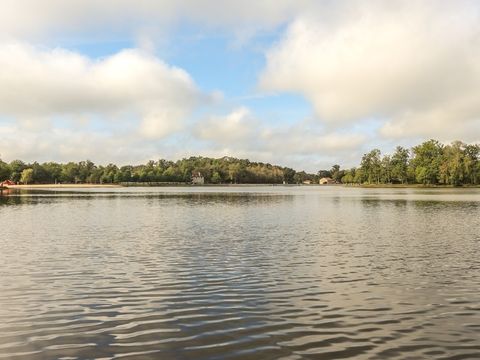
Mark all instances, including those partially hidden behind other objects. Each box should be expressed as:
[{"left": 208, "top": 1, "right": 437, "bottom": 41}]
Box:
[{"left": 0, "top": 0, "right": 479, "bottom": 172}]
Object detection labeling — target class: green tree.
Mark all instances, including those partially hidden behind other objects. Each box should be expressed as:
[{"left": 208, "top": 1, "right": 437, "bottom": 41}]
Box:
[
  {"left": 353, "top": 168, "right": 365, "bottom": 184},
  {"left": 330, "top": 164, "right": 344, "bottom": 183},
  {"left": 61, "top": 162, "right": 80, "bottom": 183},
  {"left": 43, "top": 162, "right": 62, "bottom": 183},
  {"left": 20, "top": 168, "right": 34, "bottom": 185},
  {"left": 9, "top": 160, "right": 26, "bottom": 183},
  {"left": 360, "top": 149, "right": 382, "bottom": 184},
  {"left": 283, "top": 167, "right": 296, "bottom": 184},
  {"left": 211, "top": 171, "right": 222, "bottom": 184},
  {"left": 341, "top": 168, "right": 356, "bottom": 184},
  {"left": 380, "top": 155, "right": 392, "bottom": 183},
  {"left": 0, "top": 159, "right": 11, "bottom": 181},
  {"left": 391, "top": 146, "right": 410, "bottom": 184},
  {"left": 464, "top": 144, "right": 480, "bottom": 184},
  {"left": 440, "top": 141, "right": 465, "bottom": 186},
  {"left": 411, "top": 140, "right": 443, "bottom": 185}
]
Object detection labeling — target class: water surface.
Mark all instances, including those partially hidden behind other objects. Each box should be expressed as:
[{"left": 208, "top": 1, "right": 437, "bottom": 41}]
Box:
[{"left": 1, "top": 186, "right": 479, "bottom": 359}]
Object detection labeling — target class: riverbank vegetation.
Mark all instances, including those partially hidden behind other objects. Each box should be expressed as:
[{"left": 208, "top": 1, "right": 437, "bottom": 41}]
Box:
[
  {"left": 0, "top": 140, "right": 479, "bottom": 186},
  {"left": 340, "top": 140, "right": 480, "bottom": 186},
  {"left": 0, "top": 157, "right": 310, "bottom": 185}
]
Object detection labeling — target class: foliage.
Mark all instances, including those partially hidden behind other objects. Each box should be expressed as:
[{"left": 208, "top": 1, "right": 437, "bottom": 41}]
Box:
[
  {"left": 1, "top": 140, "right": 479, "bottom": 186},
  {"left": 0, "top": 156, "right": 316, "bottom": 185},
  {"left": 20, "top": 168, "right": 34, "bottom": 185},
  {"left": 352, "top": 140, "right": 480, "bottom": 186}
]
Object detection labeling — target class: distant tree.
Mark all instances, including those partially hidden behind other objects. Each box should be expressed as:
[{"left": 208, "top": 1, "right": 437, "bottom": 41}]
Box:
[
  {"left": 464, "top": 144, "right": 480, "bottom": 185},
  {"left": 228, "top": 163, "right": 241, "bottom": 184},
  {"left": 380, "top": 155, "right": 392, "bottom": 183},
  {"left": 78, "top": 160, "right": 96, "bottom": 183},
  {"left": 43, "top": 162, "right": 62, "bottom": 183},
  {"left": 341, "top": 168, "right": 356, "bottom": 184},
  {"left": 283, "top": 167, "right": 296, "bottom": 184},
  {"left": 9, "top": 160, "right": 26, "bottom": 183},
  {"left": 330, "top": 164, "right": 344, "bottom": 183},
  {"left": 360, "top": 149, "right": 382, "bottom": 184},
  {"left": 211, "top": 171, "right": 222, "bottom": 184},
  {"left": 317, "top": 169, "right": 331, "bottom": 178},
  {"left": 293, "top": 171, "right": 308, "bottom": 184},
  {"left": 61, "top": 162, "right": 80, "bottom": 183},
  {"left": 440, "top": 141, "right": 465, "bottom": 186},
  {"left": 20, "top": 168, "right": 34, "bottom": 185},
  {"left": 0, "top": 159, "right": 11, "bottom": 181},
  {"left": 353, "top": 168, "right": 365, "bottom": 184},
  {"left": 31, "top": 162, "right": 50, "bottom": 183},
  {"left": 391, "top": 146, "right": 410, "bottom": 184},
  {"left": 5, "top": 141, "right": 480, "bottom": 187},
  {"left": 411, "top": 140, "right": 443, "bottom": 185}
]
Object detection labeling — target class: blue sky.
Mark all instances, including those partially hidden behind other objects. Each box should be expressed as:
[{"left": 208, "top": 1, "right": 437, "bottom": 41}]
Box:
[{"left": 0, "top": 1, "right": 479, "bottom": 172}]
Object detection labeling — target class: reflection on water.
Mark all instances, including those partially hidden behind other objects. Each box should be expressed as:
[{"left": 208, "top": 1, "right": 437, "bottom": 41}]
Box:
[{"left": 0, "top": 186, "right": 479, "bottom": 359}]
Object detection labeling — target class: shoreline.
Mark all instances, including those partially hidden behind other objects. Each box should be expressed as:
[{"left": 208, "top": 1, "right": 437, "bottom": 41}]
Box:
[
  {"left": 4, "top": 183, "right": 480, "bottom": 189},
  {"left": 352, "top": 184, "right": 480, "bottom": 189},
  {"left": 7, "top": 184, "right": 122, "bottom": 189}
]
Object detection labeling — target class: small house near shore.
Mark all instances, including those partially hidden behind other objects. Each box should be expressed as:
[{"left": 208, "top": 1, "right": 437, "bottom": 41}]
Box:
[
  {"left": 0, "top": 180, "right": 15, "bottom": 187},
  {"left": 319, "top": 177, "right": 335, "bottom": 185},
  {"left": 191, "top": 172, "right": 204, "bottom": 185}
]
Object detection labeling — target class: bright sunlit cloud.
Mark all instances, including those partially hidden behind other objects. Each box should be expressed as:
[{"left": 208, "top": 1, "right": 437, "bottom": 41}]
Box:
[
  {"left": 0, "top": 43, "right": 203, "bottom": 139},
  {"left": 260, "top": 1, "right": 480, "bottom": 141}
]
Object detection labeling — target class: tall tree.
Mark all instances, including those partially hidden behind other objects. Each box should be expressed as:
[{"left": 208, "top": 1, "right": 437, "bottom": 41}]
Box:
[
  {"left": 411, "top": 140, "right": 443, "bottom": 185},
  {"left": 464, "top": 144, "right": 480, "bottom": 185},
  {"left": 20, "top": 168, "right": 34, "bottom": 185},
  {"left": 391, "top": 146, "right": 410, "bottom": 184},
  {"left": 441, "top": 141, "right": 465, "bottom": 185},
  {"left": 360, "top": 149, "right": 382, "bottom": 184},
  {"left": 0, "top": 159, "right": 11, "bottom": 181}
]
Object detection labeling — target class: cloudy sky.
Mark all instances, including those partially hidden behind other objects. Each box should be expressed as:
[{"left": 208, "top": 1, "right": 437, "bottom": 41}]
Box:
[{"left": 0, "top": 0, "right": 479, "bottom": 171}]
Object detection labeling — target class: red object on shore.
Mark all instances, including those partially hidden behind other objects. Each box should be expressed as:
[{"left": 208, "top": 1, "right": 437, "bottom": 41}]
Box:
[{"left": 0, "top": 180, "right": 15, "bottom": 187}]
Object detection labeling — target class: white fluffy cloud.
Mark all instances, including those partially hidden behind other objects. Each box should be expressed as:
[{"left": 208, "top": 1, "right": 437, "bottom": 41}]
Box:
[
  {"left": 0, "top": 43, "right": 201, "bottom": 138},
  {"left": 0, "top": 125, "right": 167, "bottom": 164},
  {"left": 260, "top": 0, "right": 480, "bottom": 140},
  {"left": 192, "top": 107, "right": 366, "bottom": 169},
  {"left": 195, "top": 107, "right": 259, "bottom": 144},
  {"left": 0, "top": 0, "right": 315, "bottom": 42}
]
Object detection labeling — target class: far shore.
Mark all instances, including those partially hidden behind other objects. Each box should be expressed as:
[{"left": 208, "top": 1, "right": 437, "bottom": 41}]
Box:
[
  {"left": 3, "top": 183, "right": 480, "bottom": 190},
  {"left": 352, "top": 184, "right": 480, "bottom": 189},
  {"left": 6, "top": 184, "right": 122, "bottom": 189}
]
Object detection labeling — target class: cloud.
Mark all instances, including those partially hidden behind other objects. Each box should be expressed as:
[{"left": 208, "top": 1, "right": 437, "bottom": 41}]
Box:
[
  {"left": 1, "top": 0, "right": 479, "bottom": 169},
  {"left": 260, "top": 0, "right": 480, "bottom": 141},
  {"left": 0, "top": 43, "right": 202, "bottom": 138},
  {"left": 0, "top": 125, "right": 151, "bottom": 164},
  {"left": 194, "top": 107, "right": 259, "bottom": 144},
  {"left": 190, "top": 107, "right": 367, "bottom": 170},
  {"left": 260, "top": 121, "right": 366, "bottom": 155},
  {"left": 0, "top": 104, "right": 367, "bottom": 171},
  {"left": 0, "top": 0, "right": 316, "bottom": 42}
]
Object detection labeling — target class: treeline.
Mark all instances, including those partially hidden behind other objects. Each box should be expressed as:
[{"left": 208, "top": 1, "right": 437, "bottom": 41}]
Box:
[
  {"left": 336, "top": 140, "right": 480, "bottom": 186},
  {"left": 0, "top": 156, "right": 316, "bottom": 185},
  {"left": 1, "top": 140, "right": 479, "bottom": 186}
]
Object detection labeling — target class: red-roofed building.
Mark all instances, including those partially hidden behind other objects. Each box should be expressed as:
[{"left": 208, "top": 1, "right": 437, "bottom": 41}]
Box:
[{"left": 0, "top": 180, "right": 15, "bottom": 187}]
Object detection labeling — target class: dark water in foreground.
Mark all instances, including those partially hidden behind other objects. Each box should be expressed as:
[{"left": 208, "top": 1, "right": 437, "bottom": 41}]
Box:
[{"left": 0, "top": 186, "right": 479, "bottom": 360}]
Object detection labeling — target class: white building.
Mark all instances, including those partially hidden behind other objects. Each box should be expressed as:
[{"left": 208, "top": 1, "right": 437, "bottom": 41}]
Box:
[
  {"left": 319, "top": 177, "right": 335, "bottom": 185},
  {"left": 191, "top": 172, "right": 204, "bottom": 185}
]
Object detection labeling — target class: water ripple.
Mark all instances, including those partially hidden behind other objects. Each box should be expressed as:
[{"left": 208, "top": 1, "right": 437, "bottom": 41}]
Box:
[{"left": 0, "top": 187, "right": 479, "bottom": 359}]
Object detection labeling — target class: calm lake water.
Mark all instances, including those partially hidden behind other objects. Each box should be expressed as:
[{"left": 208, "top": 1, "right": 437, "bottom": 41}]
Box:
[{"left": 0, "top": 186, "right": 479, "bottom": 360}]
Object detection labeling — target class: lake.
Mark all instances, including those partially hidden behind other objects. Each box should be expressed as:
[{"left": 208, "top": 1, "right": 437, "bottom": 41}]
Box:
[{"left": 0, "top": 186, "right": 479, "bottom": 359}]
